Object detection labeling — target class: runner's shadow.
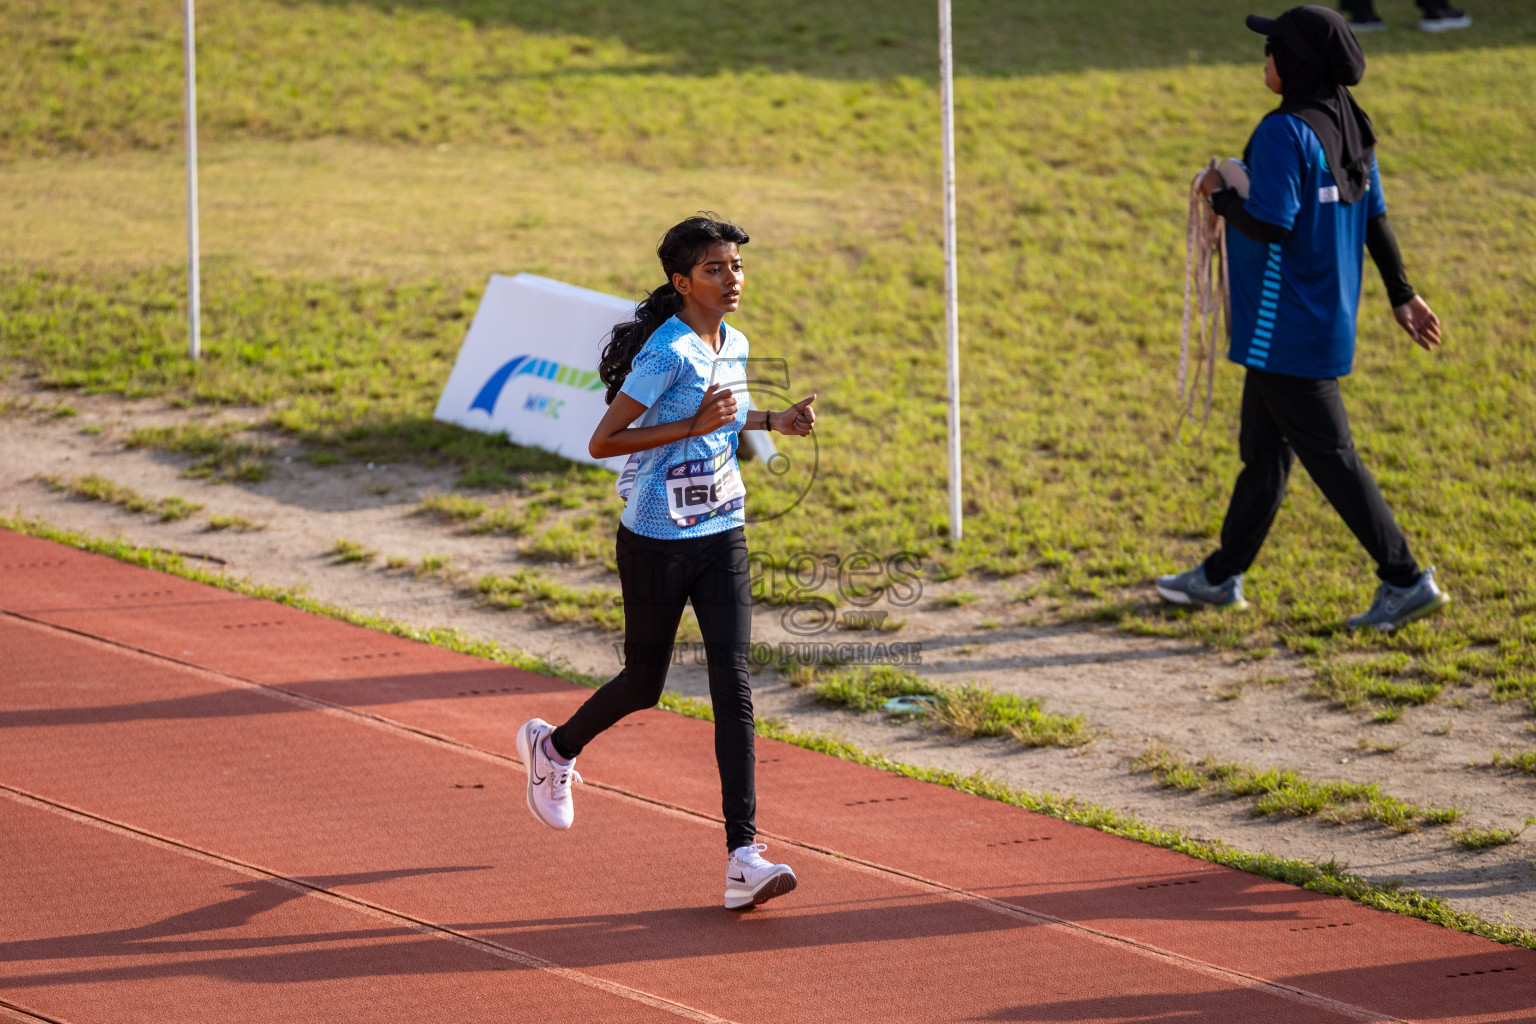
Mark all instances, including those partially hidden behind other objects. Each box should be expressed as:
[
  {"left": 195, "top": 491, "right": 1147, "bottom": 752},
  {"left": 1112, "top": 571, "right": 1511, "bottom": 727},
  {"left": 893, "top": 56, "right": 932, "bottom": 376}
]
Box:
[
  {"left": 971, "top": 990, "right": 1284, "bottom": 1022},
  {"left": 462, "top": 894, "right": 1036, "bottom": 969},
  {"left": 3, "top": 891, "right": 1032, "bottom": 990},
  {"left": 0, "top": 668, "right": 572, "bottom": 729},
  {"left": 1007, "top": 872, "right": 1333, "bottom": 928},
  {"left": 0, "top": 866, "right": 489, "bottom": 963},
  {"left": 970, "top": 948, "right": 1536, "bottom": 1022},
  {"left": 0, "top": 934, "right": 510, "bottom": 990}
]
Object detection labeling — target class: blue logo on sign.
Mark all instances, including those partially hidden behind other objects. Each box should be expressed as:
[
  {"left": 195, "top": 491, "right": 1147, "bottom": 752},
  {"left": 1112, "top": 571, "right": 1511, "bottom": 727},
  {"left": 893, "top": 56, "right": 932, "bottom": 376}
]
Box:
[
  {"left": 470, "top": 355, "right": 604, "bottom": 415},
  {"left": 524, "top": 393, "right": 565, "bottom": 419}
]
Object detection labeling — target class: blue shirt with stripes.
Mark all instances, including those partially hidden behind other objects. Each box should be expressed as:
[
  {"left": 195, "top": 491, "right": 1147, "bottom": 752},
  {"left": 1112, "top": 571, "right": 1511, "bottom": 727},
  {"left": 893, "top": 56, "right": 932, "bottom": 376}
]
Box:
[{"left": 1226, "top": 113, "right": 1387, "bottom": 379}]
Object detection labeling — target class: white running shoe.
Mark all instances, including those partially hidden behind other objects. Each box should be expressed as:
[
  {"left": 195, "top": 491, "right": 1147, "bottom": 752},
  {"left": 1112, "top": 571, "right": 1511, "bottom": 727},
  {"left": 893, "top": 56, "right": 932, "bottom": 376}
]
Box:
[
  {"left": 516, "top": 718, "right": 580, "bottom": 830},
  {"left": 724, "top": 842, "right": 798, "bottom": 910}
]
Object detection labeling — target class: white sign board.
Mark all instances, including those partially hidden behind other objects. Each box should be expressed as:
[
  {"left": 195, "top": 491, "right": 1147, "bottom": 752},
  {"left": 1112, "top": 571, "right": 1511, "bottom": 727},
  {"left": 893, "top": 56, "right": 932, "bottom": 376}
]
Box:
[
  {"left": 435, "top": 272, "right": 778, "bottom": 473},
  {"left": 434, "top": 273, "right": 633, "bottom": 471}
]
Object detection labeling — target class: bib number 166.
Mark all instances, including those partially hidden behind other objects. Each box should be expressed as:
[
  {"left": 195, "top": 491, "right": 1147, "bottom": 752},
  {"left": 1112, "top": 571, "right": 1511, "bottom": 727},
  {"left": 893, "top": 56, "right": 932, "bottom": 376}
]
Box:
[
  {"left": 665, "top": 455, "right": 744, "bottom": 527},
  {"left": 674, "top": 482, "right": 725, "bottom": 508}
]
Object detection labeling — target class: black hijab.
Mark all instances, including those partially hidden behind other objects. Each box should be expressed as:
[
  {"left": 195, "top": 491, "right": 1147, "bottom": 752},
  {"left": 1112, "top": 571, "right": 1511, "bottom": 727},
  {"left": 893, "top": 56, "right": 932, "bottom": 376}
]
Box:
[{"left": 1251, "top": 5, "right": 1377, "bottom": 204}]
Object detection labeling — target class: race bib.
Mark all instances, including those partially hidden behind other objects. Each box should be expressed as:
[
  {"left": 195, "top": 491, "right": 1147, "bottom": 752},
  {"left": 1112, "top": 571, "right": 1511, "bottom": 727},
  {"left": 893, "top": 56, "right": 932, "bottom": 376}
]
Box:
[{"left": 666, "top": 446, "right": 745, "bottom": 528}]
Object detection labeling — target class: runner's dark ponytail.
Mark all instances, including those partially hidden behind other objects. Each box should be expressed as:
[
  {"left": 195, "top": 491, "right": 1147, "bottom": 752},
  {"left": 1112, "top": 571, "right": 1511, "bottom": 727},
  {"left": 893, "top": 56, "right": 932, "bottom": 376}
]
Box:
[{"left": 600, "top": 215, "right": 749, "bottom": 405}]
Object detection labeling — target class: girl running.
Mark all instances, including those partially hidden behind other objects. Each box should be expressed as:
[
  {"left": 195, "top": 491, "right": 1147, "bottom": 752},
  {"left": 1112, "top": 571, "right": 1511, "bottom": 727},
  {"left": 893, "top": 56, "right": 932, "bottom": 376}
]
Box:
[
  {"left": 1157, "top": 5, "right": 1449, "bottom": 631},
  {"left": 517, "top": 215, "right": 816, "bottom": 910}
]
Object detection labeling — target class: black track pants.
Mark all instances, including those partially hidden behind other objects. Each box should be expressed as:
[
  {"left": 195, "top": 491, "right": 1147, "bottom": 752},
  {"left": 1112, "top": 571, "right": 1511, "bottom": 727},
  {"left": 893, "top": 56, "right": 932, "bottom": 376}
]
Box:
[
  {"left": 551, "top": 524, "right": 756, "bottom": 852},
  {"left": 1203, "top": 369, "right": 1420, "bottom": 588}
]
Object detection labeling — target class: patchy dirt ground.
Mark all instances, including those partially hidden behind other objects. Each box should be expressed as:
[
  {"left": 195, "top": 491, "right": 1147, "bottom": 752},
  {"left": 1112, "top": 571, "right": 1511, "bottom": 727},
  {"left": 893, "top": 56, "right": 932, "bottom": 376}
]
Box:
[{"left": 4, "top": 381, "right": 1534, "bottom": 932}]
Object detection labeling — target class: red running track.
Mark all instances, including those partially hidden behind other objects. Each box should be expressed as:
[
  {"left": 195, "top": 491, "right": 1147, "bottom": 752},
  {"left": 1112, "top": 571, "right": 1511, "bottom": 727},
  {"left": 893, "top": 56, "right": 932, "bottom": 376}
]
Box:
[{"left": 1, "top": 528, "right": 1531, "bottom": 1024}]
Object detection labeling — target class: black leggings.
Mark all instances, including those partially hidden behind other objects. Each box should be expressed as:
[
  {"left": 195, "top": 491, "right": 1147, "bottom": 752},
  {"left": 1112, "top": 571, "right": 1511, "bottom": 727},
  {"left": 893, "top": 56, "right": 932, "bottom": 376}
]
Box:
[
  {"left": 1204, "top": 369, "right": 1420, "bottom": 588},
  {"left": 551, "top": 524, "right": 756, "bottom": 852}
]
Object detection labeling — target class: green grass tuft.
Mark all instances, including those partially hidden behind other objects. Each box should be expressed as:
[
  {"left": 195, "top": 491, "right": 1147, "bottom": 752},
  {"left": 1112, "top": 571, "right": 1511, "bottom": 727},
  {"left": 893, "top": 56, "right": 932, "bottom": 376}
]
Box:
[
  {"left": 328, "top": 538, "right": 377, "bottom": 564},
  {"left": 1452, "top": 818, "right": 1534, "bottom": 850},
  {"left": 521, "top": 519, "right": 608, "bottom": 564},
  {"left": 125, "top": 423, "right": 271, "bottom": 483},
  {"left": 206, "top": 513, "right": 262, "bottom": 531},
  {"left": 418, "top": 492, "right": 488, "bottom": 523},
  {"left": 475, "top": 569, "right": 623, "bottom": 631},
  {"left": 38, "top": 472, "right": 203, "bottom": 522},
  {"left": 416, "top": 553, "right": 451, "bottom": 578},
  {"left": 788, "top": 664, "right": 1091, "bottom": 748},
  {"left": 1491, "top": 749, "right": 1536, "bottom": 773},
  {"left": 1133, "top": 745, "right": 1459, "bottom": 834}
]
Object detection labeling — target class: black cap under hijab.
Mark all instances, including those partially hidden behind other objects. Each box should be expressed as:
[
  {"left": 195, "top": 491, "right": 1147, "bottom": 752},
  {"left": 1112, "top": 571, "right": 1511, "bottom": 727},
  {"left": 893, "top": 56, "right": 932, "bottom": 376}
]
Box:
[{"left": 1246, "top": 5, "right": 1377, "bottom": 204}]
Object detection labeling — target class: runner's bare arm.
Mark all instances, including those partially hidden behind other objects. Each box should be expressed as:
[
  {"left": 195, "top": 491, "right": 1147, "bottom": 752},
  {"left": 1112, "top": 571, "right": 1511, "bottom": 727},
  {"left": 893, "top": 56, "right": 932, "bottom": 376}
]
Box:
[{"left": 589, "top": 385, "right": 739, "bottom": 459}]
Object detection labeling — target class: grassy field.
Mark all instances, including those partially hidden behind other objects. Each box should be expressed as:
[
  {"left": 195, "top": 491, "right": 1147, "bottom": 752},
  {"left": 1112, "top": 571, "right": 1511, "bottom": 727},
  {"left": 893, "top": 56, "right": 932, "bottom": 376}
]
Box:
[{"left": 5, "top": 1, "right": 1536, "bottom": 714}]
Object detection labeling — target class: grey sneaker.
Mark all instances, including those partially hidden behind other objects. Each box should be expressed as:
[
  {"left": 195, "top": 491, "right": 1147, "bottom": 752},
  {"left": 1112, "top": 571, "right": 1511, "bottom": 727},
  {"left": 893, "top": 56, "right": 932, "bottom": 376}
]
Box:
[
  {"left": 1346, "top": 567, "right": 1451, "bottom": 632},
  {"left": 1155, "top": 564, "right": 1248, "bottom": 609},
  {"left": 1418, "top": 8, "right": 1470, "bottom": 32},
  {"left": 1347, "top": 16, "right": 1389, "bottom": 33}
]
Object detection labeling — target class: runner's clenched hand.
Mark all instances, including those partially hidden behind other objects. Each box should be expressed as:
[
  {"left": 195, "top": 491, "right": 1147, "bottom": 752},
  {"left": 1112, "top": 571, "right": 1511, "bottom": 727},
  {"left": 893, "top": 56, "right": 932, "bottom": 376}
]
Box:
[
  {"left": 771, "top": 394, "right": 817, "bottom": 436},
  {"left": 689, "top": 383, "right": 739, "bottom": 437}
]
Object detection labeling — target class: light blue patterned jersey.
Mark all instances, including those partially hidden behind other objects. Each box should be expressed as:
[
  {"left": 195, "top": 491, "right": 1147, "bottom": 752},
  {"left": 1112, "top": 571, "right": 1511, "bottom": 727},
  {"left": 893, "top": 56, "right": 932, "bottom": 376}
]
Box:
[{"left": 618, "top": 316, "right": 750, "bottom": 540}]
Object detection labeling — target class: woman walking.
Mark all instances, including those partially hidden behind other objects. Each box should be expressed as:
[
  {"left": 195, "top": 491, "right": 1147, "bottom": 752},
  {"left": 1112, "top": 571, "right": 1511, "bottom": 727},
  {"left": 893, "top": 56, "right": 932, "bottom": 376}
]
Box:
[
  {"left": 517, "top": 215, "right": 816, "bottom": 910},
  {"left": 1157, "top": 5, "right": 1449, "bottom": 632}
]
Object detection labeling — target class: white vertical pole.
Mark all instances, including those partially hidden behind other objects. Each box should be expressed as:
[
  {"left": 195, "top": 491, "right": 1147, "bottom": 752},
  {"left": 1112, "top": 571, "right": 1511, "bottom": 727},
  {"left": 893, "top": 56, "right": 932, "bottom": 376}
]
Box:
[
  {"left": 183, "top": 0, "right": 201, "bottom": 360},
  {"left": 938, "top": 0, "right": 961, "bottom": 542}
]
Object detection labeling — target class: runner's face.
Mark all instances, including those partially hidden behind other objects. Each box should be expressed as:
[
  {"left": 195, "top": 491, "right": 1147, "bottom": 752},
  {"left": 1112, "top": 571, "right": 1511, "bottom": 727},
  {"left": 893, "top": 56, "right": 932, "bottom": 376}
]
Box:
[
  {"left": 1264, "top": 52, "right": 1282, "bottom": 94},
  {"left": 675, "top": 243, "right": 743, "bottom": 316}
]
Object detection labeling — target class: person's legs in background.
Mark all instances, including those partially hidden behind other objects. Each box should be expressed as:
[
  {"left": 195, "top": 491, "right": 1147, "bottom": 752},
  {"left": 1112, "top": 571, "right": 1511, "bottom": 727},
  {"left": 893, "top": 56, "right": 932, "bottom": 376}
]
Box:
[
  {"left": 1156, "top": 370, "right": 1287, "bottom": 610},
  {"left": 1241, "top": 371, "right": 1448, "bottom": 631},
  {"left": 1342, "top": 0, "right": 1472, "bottom": 32},
  {"left": 1339, "top": 0, "right": 1388, "bottom": 30},
  {"left": 1416, "top": 0, "right": 1472, "bottom": 32},
  {"left": 1203, "top": 370, "right": 1296, "bottom": 586},
  {"left": 1248, "top": 372, "right": 1419, "bottom": 587}
]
